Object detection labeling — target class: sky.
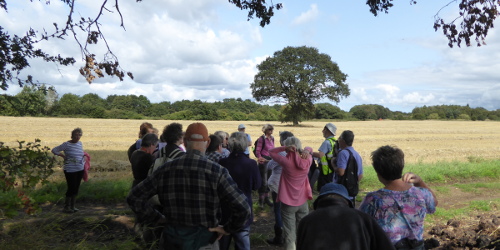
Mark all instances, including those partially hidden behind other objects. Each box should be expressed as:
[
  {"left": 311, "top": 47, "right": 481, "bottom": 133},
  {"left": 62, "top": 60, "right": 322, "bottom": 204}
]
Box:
[{"left": 1, "top": 0, "right": 499, "bottom": 113}]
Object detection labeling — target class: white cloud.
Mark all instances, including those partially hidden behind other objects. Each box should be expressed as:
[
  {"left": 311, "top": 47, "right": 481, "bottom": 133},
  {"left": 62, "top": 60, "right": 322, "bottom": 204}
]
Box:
[
  {"left": 1, "top": 1, "right": 500, "bottom": 113},
  {"left": 403, "top": 92, "right": 435, "bottom": 104},
  {"left": 292, "top": 4, "right": 319, "bottom": 25}
]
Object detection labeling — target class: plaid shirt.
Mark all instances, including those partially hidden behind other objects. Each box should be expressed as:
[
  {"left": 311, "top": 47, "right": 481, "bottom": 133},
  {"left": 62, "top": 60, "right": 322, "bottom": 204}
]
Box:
[{"left": 127, "top": 149, "right": 250, "bottom": 233}]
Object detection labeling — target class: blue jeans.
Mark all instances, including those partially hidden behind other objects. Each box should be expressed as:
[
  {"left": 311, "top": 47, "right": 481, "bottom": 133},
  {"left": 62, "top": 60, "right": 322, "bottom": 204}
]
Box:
[
  {"left": 219, "top": 225, "right": 250, "bottom": 250},
  {"left": 271, "top": 191, "right": 283, "bottom": 228},
  {"left": 281, "top": 202, "right": 309, "bottom": 250}
]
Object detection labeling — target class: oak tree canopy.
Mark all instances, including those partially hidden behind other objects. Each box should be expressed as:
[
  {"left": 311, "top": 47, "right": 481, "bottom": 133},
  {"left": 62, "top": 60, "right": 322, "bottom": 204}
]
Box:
[{"left": 250, "top": 46, "right": 349, "bottom": 125}]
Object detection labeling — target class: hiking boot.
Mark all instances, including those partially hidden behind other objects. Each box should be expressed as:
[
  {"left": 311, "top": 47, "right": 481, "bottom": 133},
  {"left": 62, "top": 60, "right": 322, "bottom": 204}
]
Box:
[
  {"left": 266, "top": 237, "right": 284, "bottom": 246},
  {"left": 70, "top": 196, "right": 79, "bottom": 212},
  {"left": 266, "top": 227, "right": 284, "bottom": 246},
  {"left": 63, "top": 197, "right": 73, "bottom": 213}
]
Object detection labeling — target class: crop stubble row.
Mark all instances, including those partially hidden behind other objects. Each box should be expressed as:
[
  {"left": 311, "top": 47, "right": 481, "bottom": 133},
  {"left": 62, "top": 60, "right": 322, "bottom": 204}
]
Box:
[{"left": 1, "top": 117, "right": 499, "bottom": 164}]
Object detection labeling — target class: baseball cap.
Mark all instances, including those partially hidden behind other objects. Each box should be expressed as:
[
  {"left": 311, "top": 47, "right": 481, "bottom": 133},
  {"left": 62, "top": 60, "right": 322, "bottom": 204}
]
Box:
[
  {"left": 325, "top": 123, "right": 337, "bottom": 136},
  {"left": 184, "top": 123, "right": 209, "bottom": 141},
  {"left": 238, "top": 124, "right": 246, "bottom": 129},
  {"left": 315, "top": 183, "right": 353, "bottom": 208}
]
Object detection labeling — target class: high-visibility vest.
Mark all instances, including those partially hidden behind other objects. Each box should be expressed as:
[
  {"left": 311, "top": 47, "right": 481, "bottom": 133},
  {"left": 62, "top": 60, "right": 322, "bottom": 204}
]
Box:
[{"left": 320, "top": 137, "right": 337, "bottom": 175}]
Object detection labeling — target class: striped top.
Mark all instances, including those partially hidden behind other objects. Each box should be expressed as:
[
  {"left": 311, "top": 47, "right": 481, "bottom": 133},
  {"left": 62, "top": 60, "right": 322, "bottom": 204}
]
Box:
[{"left": 51, "top": 141, "right": 85, "bottom": 172}]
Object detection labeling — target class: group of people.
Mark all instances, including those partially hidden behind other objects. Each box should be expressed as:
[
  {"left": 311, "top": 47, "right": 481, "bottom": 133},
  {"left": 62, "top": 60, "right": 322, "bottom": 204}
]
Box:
[{"left": 51, "top": 121, "right": 438, "bottom": 250}]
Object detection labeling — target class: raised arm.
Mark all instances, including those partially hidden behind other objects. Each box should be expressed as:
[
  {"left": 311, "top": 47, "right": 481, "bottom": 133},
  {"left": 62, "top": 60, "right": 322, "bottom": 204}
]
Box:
[{"left": 403, "top": 172, "right": 438, "bottom": 206}]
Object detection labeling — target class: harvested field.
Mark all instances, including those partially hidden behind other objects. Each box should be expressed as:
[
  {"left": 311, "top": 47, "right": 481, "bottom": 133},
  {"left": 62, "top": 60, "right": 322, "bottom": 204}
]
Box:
[{"left": 1, "top": 117, "right": 499, "bottom": 164}]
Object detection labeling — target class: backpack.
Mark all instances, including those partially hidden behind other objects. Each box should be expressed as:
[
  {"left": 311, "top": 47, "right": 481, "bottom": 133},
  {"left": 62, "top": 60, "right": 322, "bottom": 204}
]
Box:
[
  {"left": 337, "top": 148, "right": 359, "bottom": 197},
  {"left": 252, "top": 135, "right": 266, "bottom": 157},
  {"left": 149, "top": 146, "right": 184, "bottom": 175},
  {"left": 148, "top": 146, "right": 185, "bottom": 206},
  {"left": 326, "top": 138, "right": 340, "bottom": 171}
]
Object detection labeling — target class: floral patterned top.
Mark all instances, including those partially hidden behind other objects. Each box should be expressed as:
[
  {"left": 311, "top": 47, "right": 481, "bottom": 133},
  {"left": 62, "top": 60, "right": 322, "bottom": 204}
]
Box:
[{"left": 359, "top": 186, "right": 436, "bottom": 244}]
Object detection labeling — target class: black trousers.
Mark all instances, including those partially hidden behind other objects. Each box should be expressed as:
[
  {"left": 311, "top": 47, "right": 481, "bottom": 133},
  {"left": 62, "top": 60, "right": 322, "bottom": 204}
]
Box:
[{"left": 64, "top": 170, "right": 84, "bottom": 197}]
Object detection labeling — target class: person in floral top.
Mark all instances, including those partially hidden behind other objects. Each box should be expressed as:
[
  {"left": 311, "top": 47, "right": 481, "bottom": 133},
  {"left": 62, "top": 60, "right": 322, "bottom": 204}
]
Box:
[{"left": 359, "top": 145, "right": 438, "bottom": 250}]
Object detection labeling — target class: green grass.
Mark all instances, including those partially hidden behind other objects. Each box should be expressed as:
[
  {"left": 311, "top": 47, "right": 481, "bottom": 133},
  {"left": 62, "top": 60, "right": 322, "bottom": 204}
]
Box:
[
  {"left": 453, "top": 182, "right": 500, "bottom": 193},
  {"left": 360, "top": 159, "right": 500, "bottom": 191},
  {"left": 426, "top": 198, "right": 500, "bottom": 224},
  {"left": 30, "top": 178, "right": 133, "bottom": 204}
]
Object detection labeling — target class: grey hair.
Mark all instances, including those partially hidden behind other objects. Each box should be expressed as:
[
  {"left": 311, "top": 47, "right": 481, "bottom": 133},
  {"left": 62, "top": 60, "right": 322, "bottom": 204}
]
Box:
[
  {"left": 283, "top": 136, "right": 303, "bottom": 152},
  {"left": 228, "top": 132, "right": 248, "bottom": 153},
  {"left": 141, "top": 133, "right": 159, "bottom": 147},
  {"left": 262, "top": 124, "right": 274, "bottom": 133},
  {"left": 214, "top": 131, "right": 229, "bottom": 139}
]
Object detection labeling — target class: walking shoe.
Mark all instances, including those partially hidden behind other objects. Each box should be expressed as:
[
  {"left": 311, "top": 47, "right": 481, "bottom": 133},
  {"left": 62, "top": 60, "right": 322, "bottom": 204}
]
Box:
[
  {"left": 266, "top": 237, "right": 284, "bottom": 246},
  {"left": 266, "top": 226, "right": 284, "bottom": 246}
]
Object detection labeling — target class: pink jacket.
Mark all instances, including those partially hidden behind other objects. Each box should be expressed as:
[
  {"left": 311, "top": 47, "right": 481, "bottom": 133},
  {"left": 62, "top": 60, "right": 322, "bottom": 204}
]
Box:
[
  {"left": 255, "top": 135, "right": 275, "bottom": 158},
  {"left": 270, "top": 146, "right": 312, "bottom": 206},
  {"left": 83, "top": 152, "right": 91, "bottom": 182}
]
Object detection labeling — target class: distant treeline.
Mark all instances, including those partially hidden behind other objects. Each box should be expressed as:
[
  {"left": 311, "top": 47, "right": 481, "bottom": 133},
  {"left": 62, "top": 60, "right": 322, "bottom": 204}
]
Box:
[{"left": 1, "top": 85, "right": 499, "bottom": 121}]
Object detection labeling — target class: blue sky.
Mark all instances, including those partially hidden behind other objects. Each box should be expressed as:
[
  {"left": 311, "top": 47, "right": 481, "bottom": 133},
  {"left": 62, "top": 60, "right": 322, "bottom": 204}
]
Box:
[{"left": 1, "top": 0, "right": 499, "bottom": 112}]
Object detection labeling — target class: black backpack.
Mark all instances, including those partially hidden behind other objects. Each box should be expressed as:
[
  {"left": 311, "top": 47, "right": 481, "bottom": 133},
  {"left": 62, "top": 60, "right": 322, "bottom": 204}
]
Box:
[
  {"left": 338, "top": 148, "right": 359, "bottom": 197},
  {"left": 252, "top": 135, "right": 274, "bottom": 157},
  {"left": 252, "top": 135, "right": 265, "bottom": 157}
]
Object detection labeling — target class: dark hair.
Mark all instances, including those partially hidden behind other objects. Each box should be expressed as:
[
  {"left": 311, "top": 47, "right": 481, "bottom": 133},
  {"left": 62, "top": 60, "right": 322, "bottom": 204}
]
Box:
[
  {"left": 340, "top": 130, "right": 354, "bottom": 146},
  {"left": 371, "top": 145, "right": 405, "bottom": 181},
  {"left": 72, "top": 128, "right": 83, "bottom": 136},
  {"left": 279, "top": 131, "right": 294, "bottom": 146},
  {"left": 162, "top": 123, "right": 183, "bottom": 144},
  {"left": 139, "top": 122, "right": 153, "bottom": 138},
  {"left": 207, "top": 134, "right": 222, "bottom": 153},
  {"left": 141, "top": 133, "right": 159, "bottom": 147}
]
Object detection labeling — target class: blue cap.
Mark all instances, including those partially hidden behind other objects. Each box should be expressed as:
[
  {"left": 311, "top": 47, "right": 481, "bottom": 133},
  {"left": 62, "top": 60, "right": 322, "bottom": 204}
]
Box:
[{"left": 317, "top": 183, "right": 353, "bottom": 207}]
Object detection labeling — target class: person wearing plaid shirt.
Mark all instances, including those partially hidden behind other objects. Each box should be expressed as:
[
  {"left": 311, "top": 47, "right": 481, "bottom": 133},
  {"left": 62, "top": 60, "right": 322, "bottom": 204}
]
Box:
[{"left": 127, "top": 123, "right": 250, "bottom": 249}]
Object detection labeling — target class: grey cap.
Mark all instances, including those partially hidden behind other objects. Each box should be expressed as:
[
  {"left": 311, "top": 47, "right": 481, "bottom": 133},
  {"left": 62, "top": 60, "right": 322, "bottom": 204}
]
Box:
[
  {"left": 238, "top": 124, "right": 246, "bottom": 129},
  {"left": 325, "top": 123, "right": 337, "bottom": 136}
]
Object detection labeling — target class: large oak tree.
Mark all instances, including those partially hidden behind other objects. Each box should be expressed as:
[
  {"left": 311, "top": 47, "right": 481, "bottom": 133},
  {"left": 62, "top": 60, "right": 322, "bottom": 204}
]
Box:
[{"left": 250, "top": 46, "right": 349, "bottom": 125}]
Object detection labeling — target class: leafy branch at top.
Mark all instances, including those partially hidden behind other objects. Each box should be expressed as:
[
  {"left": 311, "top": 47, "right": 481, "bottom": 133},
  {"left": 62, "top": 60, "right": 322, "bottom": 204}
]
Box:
[{"left": 366, "top": 0, "right": 500, "bottom": 47}]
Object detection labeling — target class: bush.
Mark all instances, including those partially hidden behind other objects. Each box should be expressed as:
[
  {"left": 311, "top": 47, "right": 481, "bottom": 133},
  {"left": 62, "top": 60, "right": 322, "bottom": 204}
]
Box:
[
  {"left": 428, "top": 113, "right": 440, "bottom": 120},
  {"left": 458, "top": 114, "right": 471, "bottom": 120},
  {"left": 0, "top": 139, "right": 56, "bottom": 217}
]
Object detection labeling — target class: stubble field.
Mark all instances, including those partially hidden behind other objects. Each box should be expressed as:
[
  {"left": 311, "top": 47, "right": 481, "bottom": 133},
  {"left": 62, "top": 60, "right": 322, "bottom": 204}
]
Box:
[
  {"left": 1, "top": 116, "right": 499, "bottom": 164},
  {"left": 1, "top": 117, "right": 499, "bottom": 249}
]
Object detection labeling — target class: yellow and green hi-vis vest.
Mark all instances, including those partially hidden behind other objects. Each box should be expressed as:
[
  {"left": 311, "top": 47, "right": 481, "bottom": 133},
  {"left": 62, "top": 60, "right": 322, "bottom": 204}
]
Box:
[{"left": 320, "top": 137, "right": 337, "bottom": 175}]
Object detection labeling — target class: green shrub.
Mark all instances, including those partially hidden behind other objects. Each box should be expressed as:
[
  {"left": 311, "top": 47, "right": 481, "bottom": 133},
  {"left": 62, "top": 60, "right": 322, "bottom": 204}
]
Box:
[{"left": 0, "top": 139, "right": 56, "bottom": 217}]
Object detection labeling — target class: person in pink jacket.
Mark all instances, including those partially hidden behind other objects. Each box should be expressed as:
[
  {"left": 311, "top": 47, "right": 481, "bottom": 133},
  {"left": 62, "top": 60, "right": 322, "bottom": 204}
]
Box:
[{"left": 269, "top": 136, "right": 313, "bottom": 250}]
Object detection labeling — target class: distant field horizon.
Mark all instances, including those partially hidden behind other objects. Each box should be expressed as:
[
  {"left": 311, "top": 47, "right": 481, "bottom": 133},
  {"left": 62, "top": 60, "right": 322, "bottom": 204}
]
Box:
[{"left": 1, "top": 116, "right": 499, "bottom": 164}]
